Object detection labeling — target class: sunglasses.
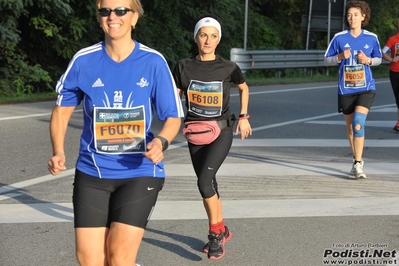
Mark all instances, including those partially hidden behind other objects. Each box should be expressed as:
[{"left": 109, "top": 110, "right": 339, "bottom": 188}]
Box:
[{"left": 98, "top": 7, "right": 133, "bottom": 17}]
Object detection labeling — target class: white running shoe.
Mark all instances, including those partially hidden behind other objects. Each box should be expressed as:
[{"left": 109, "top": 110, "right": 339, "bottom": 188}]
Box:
[
  {"left": 353, "top": 162, "right": 367, "bottom": 179},
  {"left": 350, "top": 160, "right": 363, "bottom": 176}
]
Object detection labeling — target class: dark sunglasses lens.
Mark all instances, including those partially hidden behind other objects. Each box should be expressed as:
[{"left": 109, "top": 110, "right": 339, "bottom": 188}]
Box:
[
  {"left": 114, "top": 8, "right": 129, "bottom": 16},
  {"left": 98, "top": 8, "right": 111, "bottom": 17}
]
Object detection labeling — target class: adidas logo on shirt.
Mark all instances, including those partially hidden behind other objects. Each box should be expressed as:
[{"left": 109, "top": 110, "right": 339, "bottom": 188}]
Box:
[
  {"left": 92, "top": 78, "right": 104, "bottom": 87},
  {"left": 344, "top": 43, "right": 351, "bottom": 48}
]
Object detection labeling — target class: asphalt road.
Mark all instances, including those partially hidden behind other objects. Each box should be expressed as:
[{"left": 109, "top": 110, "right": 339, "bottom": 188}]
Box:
[{"left": 0, "top": 80, "right": 398, "bottom": 266}]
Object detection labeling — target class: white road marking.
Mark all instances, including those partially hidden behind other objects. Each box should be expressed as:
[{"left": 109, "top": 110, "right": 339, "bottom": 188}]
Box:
[
  {"left": 1, "top": 197, "right": 398, "bottom": 223},
  {"left": 1, "top": 80, "right": 395, "bottom": 224},
  {"left": 0, "top": 112, "right": 53, "bottom": 121},
  {"left": 164, "top": 162, "right": 398, "bottom": 177},
  {"left": 1, "top": 161, "right": 397, "bottom": 223},
  {"left": 306, "top": 120, "right": 396, "bottom": 127},
  {"left": 251, "top": 103, "right": 396, "bottom": 132},
  {"left": 232, "top": 139, "right": 399, "bottom": 147},
  {"left": 0, "top": 109, "right": 83, "bottom": 121},
  {"left": 0, "top": 137, "right": 396, "bottom": 200},
  {"left": 0, "top": 169, "right": 75, "bottom": 196},
  {"left": 2, "top": 81, "right": 389, "bottom": 122}
]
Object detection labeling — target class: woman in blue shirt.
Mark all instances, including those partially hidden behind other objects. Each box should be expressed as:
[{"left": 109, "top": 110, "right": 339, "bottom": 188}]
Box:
[
  {"left": 324, "top": 0, "right": 381, "bottom": 179},
  {"left": 47, "top": 0, "right": 183, "bottom": 265}
]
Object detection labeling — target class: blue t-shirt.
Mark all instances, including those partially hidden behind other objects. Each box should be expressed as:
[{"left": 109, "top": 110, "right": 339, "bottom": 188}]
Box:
[
  {"left": 325, "top": 29, "right": 382, "bottom": 95},
  {"left": 55, "top": 40, "right": 183, "bottom": 179}
]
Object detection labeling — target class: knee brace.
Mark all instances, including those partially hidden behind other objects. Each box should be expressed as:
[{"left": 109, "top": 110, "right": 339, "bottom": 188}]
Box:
[{"left": 352, "top": 112, "right": 367, "bottom": 137}]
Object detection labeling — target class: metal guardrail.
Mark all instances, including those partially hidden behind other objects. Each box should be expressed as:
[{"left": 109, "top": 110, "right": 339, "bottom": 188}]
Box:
[
  {"left": 230, "top": 48, "right": 388, "bottom": 73},
  {"left": 230, "top": 48, "right": 326, "bottom": 72}
]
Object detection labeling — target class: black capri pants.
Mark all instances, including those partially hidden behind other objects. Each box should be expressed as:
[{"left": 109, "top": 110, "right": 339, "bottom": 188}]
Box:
[{"left": 188, "top": 127, "right": 233, "bottom": 199}]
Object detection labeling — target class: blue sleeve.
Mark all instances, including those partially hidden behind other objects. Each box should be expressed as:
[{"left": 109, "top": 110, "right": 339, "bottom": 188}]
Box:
[
  {"left": 371, "top": 37, "right": 382, "bottom": 58},
  {"left": 325, "top": 36, "right": 340, "bottom": 58},
  {"left": 151, "top": 58, "right": 183, "bottom": 121},
  {"left": 55, "top": 57, "right": 84, "bottom": 106}
]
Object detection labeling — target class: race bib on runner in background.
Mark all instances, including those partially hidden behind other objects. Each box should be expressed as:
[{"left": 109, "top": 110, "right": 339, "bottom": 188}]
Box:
[
  {"left": 94, "top": 106, "right": 146, "bottom": 154},
  {"left": 343, "top": 64, "right": 366, "bottom": 89},
  {"left": 187, "top": 80, "right": 223, "bottom": 117}
]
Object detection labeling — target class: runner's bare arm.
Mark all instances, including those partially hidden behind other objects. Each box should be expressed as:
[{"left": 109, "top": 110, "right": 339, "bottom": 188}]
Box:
[
  {"left": 48, "top": 105, "right": 75, "bottom": 175},
  {"left": 236, "top": 82, "right": 252, "bottom": 140},
  {"left": 143, "top": 117, "right": 181, "bottom": 164}
]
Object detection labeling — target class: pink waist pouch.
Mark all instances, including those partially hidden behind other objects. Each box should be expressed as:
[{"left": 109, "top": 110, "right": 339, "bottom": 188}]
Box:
[{"left": 182, "top": 121, "right": 222, "bottom": 145}]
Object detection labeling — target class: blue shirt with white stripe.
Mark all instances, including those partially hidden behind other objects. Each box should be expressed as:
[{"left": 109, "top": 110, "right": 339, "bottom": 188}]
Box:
[
  {"left": 55, "top": 40, "right": 183, "bottom": 179},
  {"left": 325, "top": 29, "right": 382, "bottom": 95}
]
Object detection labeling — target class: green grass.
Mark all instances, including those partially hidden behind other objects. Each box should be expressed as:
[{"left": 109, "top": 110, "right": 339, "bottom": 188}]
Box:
[
  {"left": 0, "top": 92, "right": 57, "bottom": 105},
  {"left": 245, "top": 65, "right": 390, "bottom": 86},
  {"left": 245, "top": 75, "right": 338, "bottom": 86}
]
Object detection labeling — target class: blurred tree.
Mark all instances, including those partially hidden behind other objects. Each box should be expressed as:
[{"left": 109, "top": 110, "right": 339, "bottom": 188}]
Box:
[
  {"left": 0, "top": 0, "right": 102, "bottom": 96},
  {"left": 1, "top": 0, "right": 398, "bottom": 97},
  {"left": 135, "top": 0, "right": 245, "bottom": 65}
]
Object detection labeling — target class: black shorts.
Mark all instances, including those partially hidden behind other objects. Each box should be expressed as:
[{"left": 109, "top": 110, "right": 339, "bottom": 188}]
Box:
[
  {"left": 73, "top": 169, "right": 164, "bottom": 229},
  {"left": 338, "top": 91, "right": 375, "bottom": 114}
]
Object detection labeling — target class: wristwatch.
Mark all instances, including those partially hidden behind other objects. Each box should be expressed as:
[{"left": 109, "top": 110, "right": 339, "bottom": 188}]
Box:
[{"left": 155, "top": 136, "right": 169, "bottom": 151}]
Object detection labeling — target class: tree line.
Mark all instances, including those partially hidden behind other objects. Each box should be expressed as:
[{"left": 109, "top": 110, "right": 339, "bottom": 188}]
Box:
[{"left": 1, "top": 0, "right": 398, "bottom": 97}]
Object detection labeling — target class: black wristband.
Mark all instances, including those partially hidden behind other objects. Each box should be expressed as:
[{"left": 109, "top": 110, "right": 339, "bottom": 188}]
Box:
[
  {"left": 239, "top": 113, "right": 249, "bottom": 118},
  {"left": 155, "top": 136, "right": 169, "bottom": 151}
]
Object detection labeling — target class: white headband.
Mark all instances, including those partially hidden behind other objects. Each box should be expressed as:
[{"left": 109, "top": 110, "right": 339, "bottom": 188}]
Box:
[{"left": 193, "top": 17, "right": 222, "bottom": 41}]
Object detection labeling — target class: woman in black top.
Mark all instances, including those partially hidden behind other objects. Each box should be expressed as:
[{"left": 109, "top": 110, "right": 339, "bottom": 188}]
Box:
[{"left": 173, "top": 14, "right": 252, "bottom": 260}]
